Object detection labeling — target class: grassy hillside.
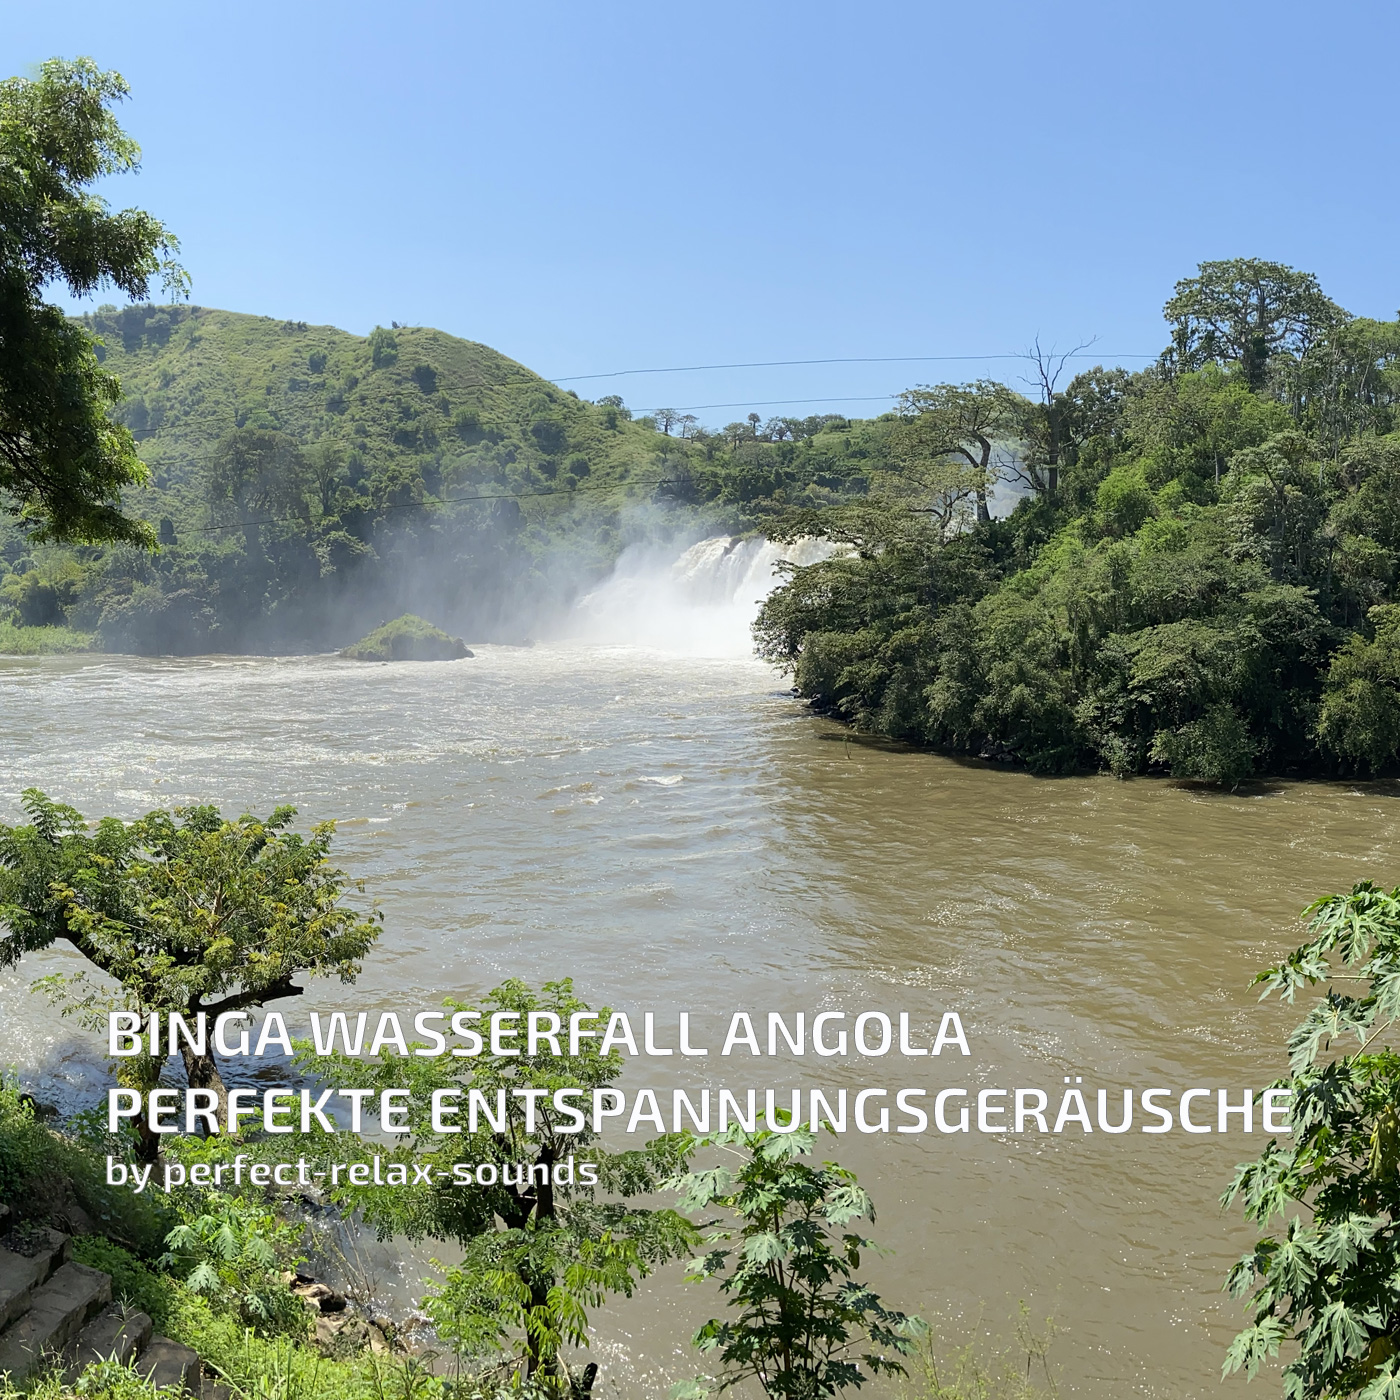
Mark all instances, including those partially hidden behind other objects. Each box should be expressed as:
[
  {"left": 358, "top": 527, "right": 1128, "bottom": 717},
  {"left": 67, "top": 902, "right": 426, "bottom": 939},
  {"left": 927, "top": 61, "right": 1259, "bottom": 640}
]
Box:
[
  {"left": 0, "top": 305, "right": 729, "bottom": 653},
  {"left": 85, "top": 303, "right": 665, "bottom": 511}
]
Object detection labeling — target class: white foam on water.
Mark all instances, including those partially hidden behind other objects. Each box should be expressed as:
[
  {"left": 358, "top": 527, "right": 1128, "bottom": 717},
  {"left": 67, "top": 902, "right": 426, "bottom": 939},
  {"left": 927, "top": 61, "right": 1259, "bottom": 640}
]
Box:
[{"left": 564, "top": 534, "right": 839, "bottom": 658}]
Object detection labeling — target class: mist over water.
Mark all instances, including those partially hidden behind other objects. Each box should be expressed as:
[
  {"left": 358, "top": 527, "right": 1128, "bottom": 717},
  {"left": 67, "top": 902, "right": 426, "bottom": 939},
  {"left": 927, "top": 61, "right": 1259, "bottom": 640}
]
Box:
[{"left": 561, "top": 534, "right": 837, "bottom": 657}]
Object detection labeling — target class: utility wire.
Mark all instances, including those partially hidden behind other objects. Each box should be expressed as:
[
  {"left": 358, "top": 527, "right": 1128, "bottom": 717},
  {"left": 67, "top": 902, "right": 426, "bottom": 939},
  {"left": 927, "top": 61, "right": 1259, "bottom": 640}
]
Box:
[
  {"left": 550, "top": 351, "right": 1157, "bottom": 383},
  {"left": 197, "top": 476, "right": 685, "bottom": 533},
  {"left": 660, "top": 395, "right": 895, "bottom": 412}
]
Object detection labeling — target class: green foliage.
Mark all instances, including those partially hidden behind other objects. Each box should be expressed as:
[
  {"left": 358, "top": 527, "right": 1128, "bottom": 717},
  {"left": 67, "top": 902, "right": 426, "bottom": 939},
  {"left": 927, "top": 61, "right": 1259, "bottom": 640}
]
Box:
[
  {"left": 0, "top": 1081, "right": 170, "bottom": 1250},
  {"left": 0, "top": 791, "right": 380, "bottom": 1157},
  {"left": 1318, "top": 605, "right": 1400, "bottom": 772},
  {"left": 756, "top": 258, "right": 1400, "bottom": 782},
  {"left": 1165, "top": 258, "right": 1346, "bottom": 390},
  {"left": 70, "top": 1237, "right": 177, "bottom": 1330},
  {"left": 666, "top": 1123, "right": 924, "bottom": 1400},
  {"left": 162, "top": 1196, "right": 306, "bottom": 1335},
  {"left": 0, "top": 58, "right": 183, "bottom": 544},
  {"left": 339, "top": 614, "right": 469, "bottom": 661},
  {"left": 2, "top": 1355, "right": 170, "bottom": 1400},
  {"left": 0, "top": 620, "right": 93, "bottom": 653},
  {"left": 159, "top": 1293, "right": 450, "bottom": 1400},
  {"left": 424, "top": 1223, "right": 661, "bottom": 1389},
  {"left": 300, "top": 978, "right": 696, "bottom": 1383},
  {"left": 1224, "top": 882, "right": 1400, "bottom": 1397}
]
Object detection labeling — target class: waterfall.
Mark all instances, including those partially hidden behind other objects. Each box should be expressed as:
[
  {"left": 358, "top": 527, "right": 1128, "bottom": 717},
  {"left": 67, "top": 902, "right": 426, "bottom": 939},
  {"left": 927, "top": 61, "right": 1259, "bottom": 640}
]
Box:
[{"left": 565, "top": 535, "right": 839, "bottom": 657}]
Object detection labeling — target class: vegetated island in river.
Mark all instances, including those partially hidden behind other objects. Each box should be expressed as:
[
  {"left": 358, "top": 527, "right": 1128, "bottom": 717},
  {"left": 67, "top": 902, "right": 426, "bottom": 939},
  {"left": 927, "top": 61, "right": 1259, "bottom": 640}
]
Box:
[{"left": 339, "top": 614, "right": 472, "bottom": 661}]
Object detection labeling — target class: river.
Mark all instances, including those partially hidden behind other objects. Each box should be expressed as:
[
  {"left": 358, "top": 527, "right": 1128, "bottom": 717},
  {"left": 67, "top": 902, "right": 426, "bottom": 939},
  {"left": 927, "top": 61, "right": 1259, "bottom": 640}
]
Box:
[{"left": 2, "top": 540, "right": 1398, "bottom": 1397}]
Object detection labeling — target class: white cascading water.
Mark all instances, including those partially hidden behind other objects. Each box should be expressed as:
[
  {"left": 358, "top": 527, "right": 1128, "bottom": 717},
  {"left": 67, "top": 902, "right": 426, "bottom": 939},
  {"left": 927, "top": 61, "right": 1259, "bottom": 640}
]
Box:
[{"left": 567, "top": 535, "right": 839, "bottom": 657}]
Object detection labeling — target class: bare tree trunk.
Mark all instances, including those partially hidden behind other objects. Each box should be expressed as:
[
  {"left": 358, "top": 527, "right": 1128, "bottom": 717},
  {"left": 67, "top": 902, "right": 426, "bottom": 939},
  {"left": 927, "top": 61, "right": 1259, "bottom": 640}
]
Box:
[{"left": 180, "top": 1041, "right": 230, "bottom": 1132}]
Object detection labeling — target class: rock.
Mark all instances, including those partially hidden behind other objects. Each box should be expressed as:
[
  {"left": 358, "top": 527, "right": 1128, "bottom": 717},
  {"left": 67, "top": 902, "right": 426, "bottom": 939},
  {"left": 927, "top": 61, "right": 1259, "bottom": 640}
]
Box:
[
  {"left": 137, "top": 1336, "right": 201, "bottom": 1393},
  {"left": 314, "top": 1312, "right": 369, "bottom": 1353},
  {"left": 339, "top": 615, "right": 472, "bottom": 662},
  {"left": 291, "top": 1280, "right": 346, "bottom": 1313},
  {"left": 366, "top": 1322, "right": 390, "bottom": 1355},
  {"left": 67, "top": 1304, "right": 153, "bottom": 1377},
  {"left": 58, "top": 1200, "right": 94, "bottom": 1236},
  {"left": 0, "top": 1260, "right": 112, "bottom": 1381}
]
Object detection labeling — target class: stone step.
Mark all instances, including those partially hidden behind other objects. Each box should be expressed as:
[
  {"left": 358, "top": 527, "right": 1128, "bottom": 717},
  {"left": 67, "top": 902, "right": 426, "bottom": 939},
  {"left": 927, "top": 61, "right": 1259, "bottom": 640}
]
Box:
[
  {"left": 66, "top": 1304, "right": 154, "bottom": 1377},
  {"left": 135, "top": 1336, "right": 200, "bottom": 1393},
  {"left": 0, "top": 1260, "right": 111, "bottom": 1381},
  {"left": 0, "top": 1230, "right": 71, "bottom": 1332}
]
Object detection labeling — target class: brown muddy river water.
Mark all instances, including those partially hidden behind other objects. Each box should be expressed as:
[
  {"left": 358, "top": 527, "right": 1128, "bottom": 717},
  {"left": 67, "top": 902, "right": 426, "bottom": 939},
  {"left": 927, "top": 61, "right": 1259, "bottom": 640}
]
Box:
[{"left": 3, "top": 627, "right": 1399, "bottom": 1397}]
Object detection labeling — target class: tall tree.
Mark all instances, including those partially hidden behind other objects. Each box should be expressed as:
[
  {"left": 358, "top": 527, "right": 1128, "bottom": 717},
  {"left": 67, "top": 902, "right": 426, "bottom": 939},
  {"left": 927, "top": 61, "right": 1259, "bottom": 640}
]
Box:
[
  {"left": 308, "top": 978, "right": 694, "bottom": 1388},
  {"left": 204, "top": 427, "right": 311, "bottom": 556},
  {"left": 1164, "top": 258, "right": 1346, "bottom": 391},
  {"left": 0, "top": 58, "right": 185, "bottom": 544},
  {"left": 894, "top": 381, "right": 1023, "bottom": 523}
]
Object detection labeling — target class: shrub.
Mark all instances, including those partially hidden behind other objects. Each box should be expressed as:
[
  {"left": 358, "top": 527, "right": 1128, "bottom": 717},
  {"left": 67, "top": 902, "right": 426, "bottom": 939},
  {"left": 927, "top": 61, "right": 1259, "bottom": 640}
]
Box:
[
  {"left": 69, "top": 1238, "right": 176, "bottom": 1330},
  {"left": 0, "top": 1083, "right": 169, "bottom": 1253}
]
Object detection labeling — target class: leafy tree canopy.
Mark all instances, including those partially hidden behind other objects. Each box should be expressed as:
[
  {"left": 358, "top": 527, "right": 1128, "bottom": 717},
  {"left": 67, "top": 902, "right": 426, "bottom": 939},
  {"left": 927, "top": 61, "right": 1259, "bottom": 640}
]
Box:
[
  {"left": 0, "top": 58, "right": 184, "bottom": 544},
  {"left": 0, "top": 789, "right": 380, "bottom": 1155}
]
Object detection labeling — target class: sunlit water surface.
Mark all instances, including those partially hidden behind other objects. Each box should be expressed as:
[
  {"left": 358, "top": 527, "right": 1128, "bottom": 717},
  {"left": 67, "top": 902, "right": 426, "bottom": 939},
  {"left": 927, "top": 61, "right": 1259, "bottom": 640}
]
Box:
[{"left": 2, "top": 627, "right": 1398, "bottom": 1397}]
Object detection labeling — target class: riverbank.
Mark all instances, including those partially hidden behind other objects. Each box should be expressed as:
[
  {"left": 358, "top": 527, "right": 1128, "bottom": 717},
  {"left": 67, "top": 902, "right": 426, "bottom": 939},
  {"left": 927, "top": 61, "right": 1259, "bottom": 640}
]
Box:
[{"left": 0, "top": 623, "right": 94, "bottom": 655}]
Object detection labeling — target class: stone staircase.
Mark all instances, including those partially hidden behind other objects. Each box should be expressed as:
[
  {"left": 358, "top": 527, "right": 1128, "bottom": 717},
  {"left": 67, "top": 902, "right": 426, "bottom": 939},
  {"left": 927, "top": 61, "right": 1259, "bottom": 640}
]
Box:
[{"left": 0, "top": 1229, "right": 201, "bottom": 1392}]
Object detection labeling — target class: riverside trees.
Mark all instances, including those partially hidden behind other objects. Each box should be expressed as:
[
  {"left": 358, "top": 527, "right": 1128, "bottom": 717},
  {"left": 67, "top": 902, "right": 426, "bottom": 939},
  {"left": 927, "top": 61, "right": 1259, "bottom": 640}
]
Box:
[
  {"left": 0, "top": 790, "right": 380, "bottom": 1158},
  {"left": 0, "top": 59, "right": 184, "bottom": 545},
  {"left": 755, "top": 260, "right": 1400, "bottom": 783}
]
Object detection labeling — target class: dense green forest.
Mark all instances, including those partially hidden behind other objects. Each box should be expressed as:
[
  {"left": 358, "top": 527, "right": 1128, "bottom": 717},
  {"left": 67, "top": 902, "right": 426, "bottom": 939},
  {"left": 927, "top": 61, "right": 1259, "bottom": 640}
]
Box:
[
  {"left": 0, "top": 303, "right": 872, "bottom": 652},
  {"left": 7, "top": 254, "right": 1400, "bottom": 782},
  {"left": 756, "top": 260, "right": 1400, "bottom": 782}
]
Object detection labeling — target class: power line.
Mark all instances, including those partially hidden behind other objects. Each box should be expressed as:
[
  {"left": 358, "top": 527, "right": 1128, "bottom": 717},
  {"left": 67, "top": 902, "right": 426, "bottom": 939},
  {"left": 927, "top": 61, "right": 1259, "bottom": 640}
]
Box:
[
  {"left": 664, "top": 395, "right": 896, "bottom": 413},
  {"left": 550, "top": 351, "right": 1157, "bottom": 383},
  {"left": 198, "top": 476, "right": 683, "bottom": 533}
]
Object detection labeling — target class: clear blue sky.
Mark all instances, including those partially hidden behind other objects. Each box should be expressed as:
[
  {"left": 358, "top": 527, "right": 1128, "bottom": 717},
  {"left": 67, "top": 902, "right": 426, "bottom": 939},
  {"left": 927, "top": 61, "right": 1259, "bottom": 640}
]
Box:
[{"left": 8, "top": 0, "right": 1399, "bottom": 426}]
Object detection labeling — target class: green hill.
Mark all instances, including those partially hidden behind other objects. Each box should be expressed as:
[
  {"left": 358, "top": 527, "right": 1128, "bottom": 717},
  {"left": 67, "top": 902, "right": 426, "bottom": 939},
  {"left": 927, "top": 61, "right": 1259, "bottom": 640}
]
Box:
[
  {"left": 83, "top": 303, "right": 664, "bottom": 509},
  {"left": 0, "top": 304, "right": 721, "bottom": 653}
]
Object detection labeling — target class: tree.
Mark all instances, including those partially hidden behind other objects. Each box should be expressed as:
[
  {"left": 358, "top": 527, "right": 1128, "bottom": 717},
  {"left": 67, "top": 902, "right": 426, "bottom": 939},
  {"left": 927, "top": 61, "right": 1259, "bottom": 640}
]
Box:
[
  {"left": 0, "top": 58, "right": 185, "bottom": 545},
  {"left": 655, "top": 407, "right": 680, "bottom": 436},
  {"left": 883, "top": 409, "right": 992, "bottom": 536},
  {"left": 367, "top": 325, "right": 399, "bottom": 369},
  {"left": 304, "top": 978, "right": 695, "bottom": 1391},
  {"left": 1224, "top": 881, "right": 1400, "bottom": 1398},
  {"left": 306, "top": 438, "right": 348, "bottom": 516},
  {"left": 1012, "top": 337, "right": 1100, "bottom": 492},
  {"left": 204, "top": 428, "right": 312, "bottom": 557},
  {"left": 0, "top": 791, "right": 381, "bottom": 1158},
  {"left": 1318, "top": 605, "right": 1400, "bottom": 773},
  {"left": 1165, "top": 259, "right": 1346, "bottom": 391},
  {"left": 666, "top": 1121, "right": 923, "bottom": 1400},
  {"left": 893, "top": 381, "right": 1024, "bottom": 524}
]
